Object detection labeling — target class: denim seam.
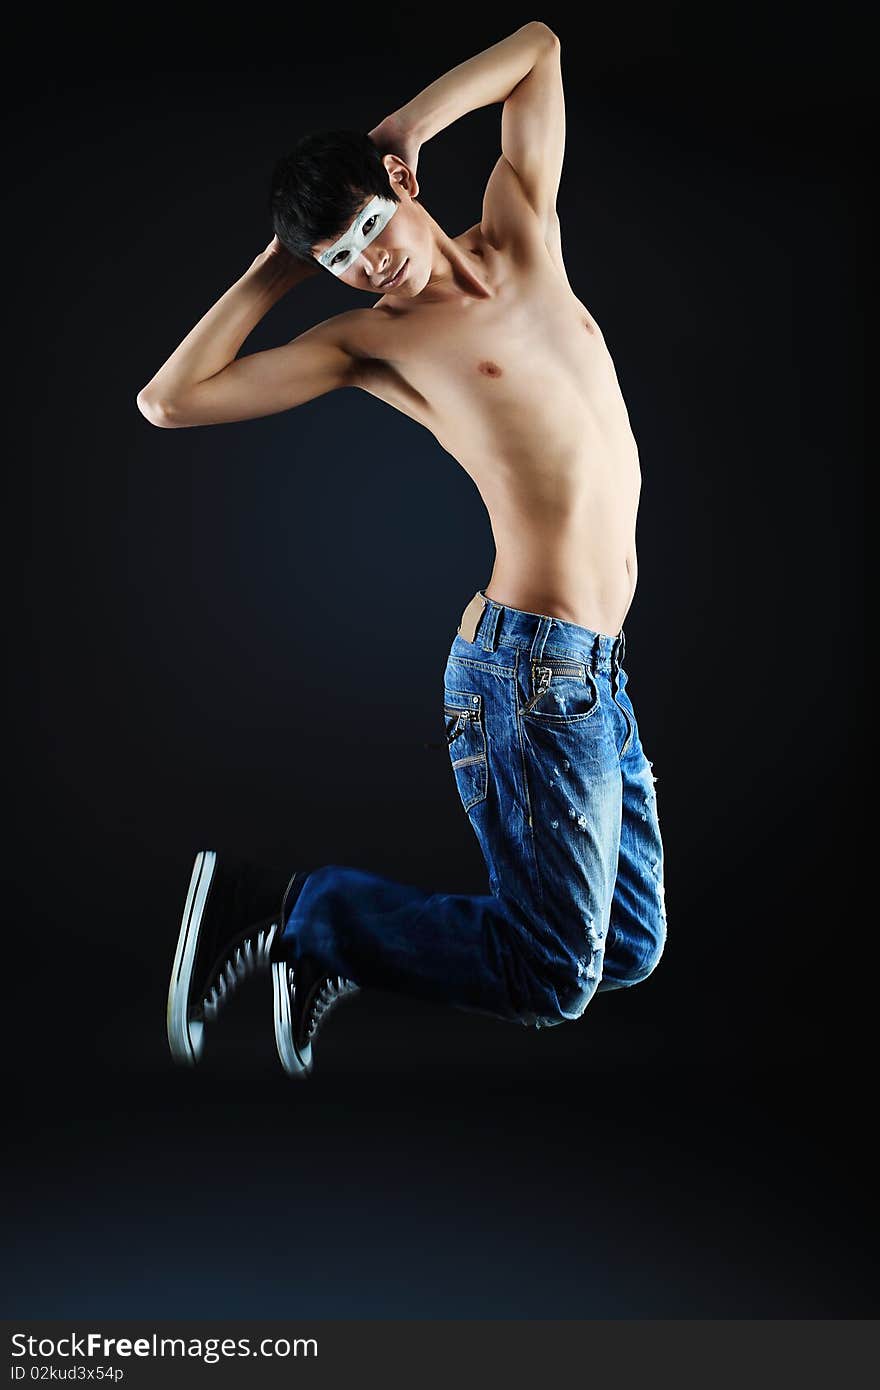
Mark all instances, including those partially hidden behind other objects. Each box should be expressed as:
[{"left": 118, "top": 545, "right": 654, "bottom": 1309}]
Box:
[
  {"left": 458, "top": 632, "right": 616, "bottom": 674},
  {"left": 521, "top": 706, "right": 602, "bottom": 727},
  {"left": 521, "top": 710, "right": 602, "bottom": 727},
  {"left": 446, "top": 655, "right": 516, "bottom": 677},
  {"left": 512, "top": 652, "right": 547, "bottom": 930},
  {"left": 495, "top": 637, "right": 614, "bottom": 669},
  {"left": 610, "top": 672, "right": 634, "bottom": 757}
]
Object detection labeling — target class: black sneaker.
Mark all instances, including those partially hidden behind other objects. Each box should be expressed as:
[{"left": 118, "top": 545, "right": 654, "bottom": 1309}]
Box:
[
  {"left": 272, "top": 954, "right": 361, "bottom": 1077},
  {"left": 166, "top": 850, "right": 290, "bottom": 1066},
  {"left": 268, "top": 870, "right": 360, "bottom": 1077}
]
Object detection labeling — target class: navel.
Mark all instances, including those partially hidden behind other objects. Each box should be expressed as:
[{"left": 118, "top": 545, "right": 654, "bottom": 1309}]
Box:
[{"left": 477, "top": 360, "right": 503, "bottom": 377}]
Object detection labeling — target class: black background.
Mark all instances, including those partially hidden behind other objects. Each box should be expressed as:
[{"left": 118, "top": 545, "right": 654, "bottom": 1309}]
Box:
[{"left": 3, "top": 0, "right": 871, "bottom": 1321}]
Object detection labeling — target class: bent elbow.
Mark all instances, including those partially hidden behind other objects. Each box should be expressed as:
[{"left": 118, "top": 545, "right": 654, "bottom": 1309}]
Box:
[
  {"left": 136, "top": 391, "right": 181, "bottom": 428},
  {"left": 532, "top": 20, "right": 560, "bottom": 46}
]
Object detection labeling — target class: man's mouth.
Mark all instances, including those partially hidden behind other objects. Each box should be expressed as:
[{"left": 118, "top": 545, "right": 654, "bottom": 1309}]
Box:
[{"left": 381, "top": 258, "right": 408, "bottom": 289}]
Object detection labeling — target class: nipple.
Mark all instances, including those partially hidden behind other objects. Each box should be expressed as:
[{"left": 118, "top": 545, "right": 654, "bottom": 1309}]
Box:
[{"left": 477, "top": 360, "right": 503, "bottom": 377}]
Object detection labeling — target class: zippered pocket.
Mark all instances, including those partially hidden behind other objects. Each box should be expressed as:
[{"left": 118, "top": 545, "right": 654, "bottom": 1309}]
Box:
[
  {"left": 444, "top": 704, "right": 480, "bottom": 747},
  {"left": 519, "top": 657, "right": 600, "bottom": 724},
  {"left": 443, "top": 690, "right": 488, "bottom": 811}
]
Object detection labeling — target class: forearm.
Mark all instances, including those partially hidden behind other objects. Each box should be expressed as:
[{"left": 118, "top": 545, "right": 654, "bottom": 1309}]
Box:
[
  {"left": 137, "top": 250, "right": 310, "bottom": 411},
  {"left": 395, "top": 21, "right": 555, "bottom": 146}
]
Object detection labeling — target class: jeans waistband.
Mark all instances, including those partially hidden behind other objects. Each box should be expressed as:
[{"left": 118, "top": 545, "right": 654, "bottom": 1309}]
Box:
[{"left": 459, "top": 590, "right": 626, "bottom": 674}]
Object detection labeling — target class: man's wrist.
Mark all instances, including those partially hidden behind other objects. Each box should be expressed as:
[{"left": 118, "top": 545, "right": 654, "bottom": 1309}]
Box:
[
  {"left": 395, "top": 102, "right": 437, "bottom": 149},
  {"left": 393, "top": 23, "right": 553, "bottom": 147}
]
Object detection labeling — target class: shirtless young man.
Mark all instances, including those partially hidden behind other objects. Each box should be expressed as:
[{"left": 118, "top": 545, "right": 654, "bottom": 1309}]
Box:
[{"left": 139, "top": 21, "right": 667, "bottom": 1078}]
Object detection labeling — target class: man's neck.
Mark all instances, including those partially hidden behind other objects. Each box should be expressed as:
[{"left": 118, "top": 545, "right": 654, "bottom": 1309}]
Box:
[{"left": 417, "top": 213, "right": 494, "bottom": 304}]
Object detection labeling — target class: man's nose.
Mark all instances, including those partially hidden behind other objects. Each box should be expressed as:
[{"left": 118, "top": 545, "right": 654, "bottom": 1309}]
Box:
[{"left": 360, "top": 243, "right": 390, "bottom": 282}]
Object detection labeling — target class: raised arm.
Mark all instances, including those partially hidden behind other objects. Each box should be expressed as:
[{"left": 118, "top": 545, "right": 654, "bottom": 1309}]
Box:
[
  {"left": 136, "top": 240, "right": 366, "bottom": 428},
  {"left": 369, "top": 21, "right": 564, "bottom": 233}
]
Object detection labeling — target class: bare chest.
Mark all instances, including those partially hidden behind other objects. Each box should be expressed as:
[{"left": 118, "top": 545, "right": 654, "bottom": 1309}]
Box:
[{"left": 358, "top": 257, "right": 624, "bottom": 440}]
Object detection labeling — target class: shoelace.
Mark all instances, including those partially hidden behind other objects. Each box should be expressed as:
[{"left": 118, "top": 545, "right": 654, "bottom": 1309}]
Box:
[{"left": 203, "top": 920, "right": 279, "bottom": 1021}]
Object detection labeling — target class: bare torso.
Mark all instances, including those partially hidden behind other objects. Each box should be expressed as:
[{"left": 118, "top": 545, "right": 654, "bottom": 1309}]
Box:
[{"left": 349, "top": 223, "right": 640, "bottom": 637}]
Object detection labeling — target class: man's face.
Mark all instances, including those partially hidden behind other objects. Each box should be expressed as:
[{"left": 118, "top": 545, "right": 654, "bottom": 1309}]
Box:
[{"left": 311, "top": 179, "right": 426, "bottom": 296}]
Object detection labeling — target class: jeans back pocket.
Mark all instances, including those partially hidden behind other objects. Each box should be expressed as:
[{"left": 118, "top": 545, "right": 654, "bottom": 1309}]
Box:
[{"left": 443, "top": 688, "right": 489, "bottom": 811}]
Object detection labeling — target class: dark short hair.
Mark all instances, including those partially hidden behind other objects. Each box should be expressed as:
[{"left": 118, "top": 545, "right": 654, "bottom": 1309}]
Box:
[{"left": 267, "top": 129, "right": 402, "bottom": 265}]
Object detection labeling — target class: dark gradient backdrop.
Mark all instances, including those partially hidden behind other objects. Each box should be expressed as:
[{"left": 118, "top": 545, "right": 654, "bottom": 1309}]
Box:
[{"left": 3, "top": 0, "right": 871, "bottom": 1320}]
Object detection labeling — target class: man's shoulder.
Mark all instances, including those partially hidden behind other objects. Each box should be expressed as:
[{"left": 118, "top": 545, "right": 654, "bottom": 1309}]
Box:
[{"left": 316, "top": 305, "right": 394, "bottom": 364}]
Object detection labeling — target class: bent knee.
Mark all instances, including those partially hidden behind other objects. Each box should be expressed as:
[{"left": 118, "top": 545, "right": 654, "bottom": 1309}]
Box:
[
  {"left": 534, "top": 968, "right": 602, "bottom": 1026},
  {"left": 598, "top": 916, "right": 667, "bottom": 988},
  {"left": 620, "top": 925, "right": 667, "bottom": 986}
]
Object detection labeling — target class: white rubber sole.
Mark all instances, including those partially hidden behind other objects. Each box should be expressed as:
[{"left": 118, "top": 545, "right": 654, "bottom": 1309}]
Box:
[
  {"left": 271, "top": 961, "right": 312, "bottom": 1078},
  {"left": 166, "top": 850, "right": 217, "bottom": 1065}
]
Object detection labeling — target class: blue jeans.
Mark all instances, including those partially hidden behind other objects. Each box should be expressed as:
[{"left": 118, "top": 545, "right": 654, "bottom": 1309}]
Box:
[{"left": 276, "top": 591, "right": 667, "bottom": 1028}]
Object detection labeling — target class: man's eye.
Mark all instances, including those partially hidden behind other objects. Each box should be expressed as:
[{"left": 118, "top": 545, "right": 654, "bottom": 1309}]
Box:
[
  {"left": 362, "top": 215, "right": 378, "bottom": 234},
  {"left": 331, "top": 250, "right": 350, "bottom": 266}
]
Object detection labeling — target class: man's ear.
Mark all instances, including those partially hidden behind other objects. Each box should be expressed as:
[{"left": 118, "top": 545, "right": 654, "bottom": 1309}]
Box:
[{"left": 383, "top": 154, "right": 418, "bottom": 202}]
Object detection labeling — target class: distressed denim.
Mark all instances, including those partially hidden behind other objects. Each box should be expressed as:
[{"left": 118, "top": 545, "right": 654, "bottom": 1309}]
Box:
[{"left": 275, "top": 592, "right": 667, "bottom": 1028}]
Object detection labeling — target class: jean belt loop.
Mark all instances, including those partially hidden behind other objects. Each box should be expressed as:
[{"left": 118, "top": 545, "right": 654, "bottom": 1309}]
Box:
[
  {"left": 480, "top": 594, "right": 501, "bottom": 653},
  {"left": 529, "top": 616, "right": 554, "bottom": 666},
  {"left": 610, "top": 635, "right": 620, "bottom": 691}
]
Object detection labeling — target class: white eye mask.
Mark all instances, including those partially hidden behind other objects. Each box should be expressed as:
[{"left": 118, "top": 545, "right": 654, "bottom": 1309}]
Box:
[{"left": 315, "top": 194, "right": 399, "bottom": 275}]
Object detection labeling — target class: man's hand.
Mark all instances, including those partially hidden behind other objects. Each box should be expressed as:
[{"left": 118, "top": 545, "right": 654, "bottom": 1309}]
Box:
[
  {"left": 367, "top": 114, "right": 422, "bottom": 177},
  {"left": 255, "top": 234, "right": 321, "bottom": 281},
  {"left": 382, "top": 23, "right": 555, "bottom": 152}
]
